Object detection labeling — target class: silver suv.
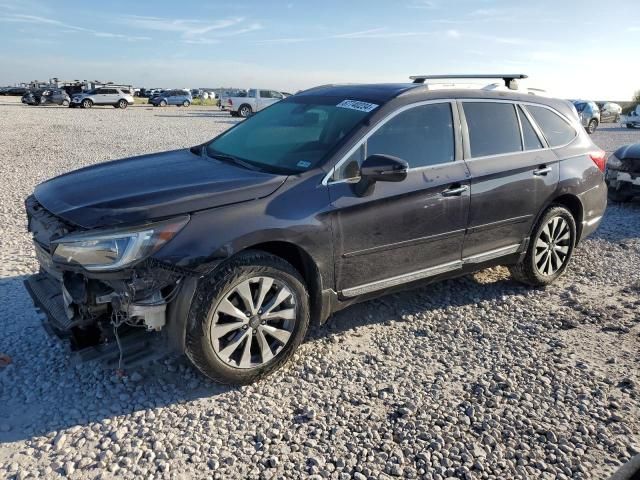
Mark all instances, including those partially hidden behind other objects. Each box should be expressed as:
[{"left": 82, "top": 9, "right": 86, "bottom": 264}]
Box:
[
  {"left": 71, "top": 87, "right": 134, "bottom": 109},
  {"left": 572, "top": 100, "right": 600, "bottom": 134}
]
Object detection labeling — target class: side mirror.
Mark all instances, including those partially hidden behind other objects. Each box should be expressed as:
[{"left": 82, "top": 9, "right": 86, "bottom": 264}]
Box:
[
  {"left": 360, "top": 154, "right": 408, "bottom": 182},
  {"left": 353, "top": 154, "right": 408, "bottom": 197}
]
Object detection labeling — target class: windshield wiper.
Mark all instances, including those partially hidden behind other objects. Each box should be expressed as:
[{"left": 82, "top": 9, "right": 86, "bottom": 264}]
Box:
[{"left": 206, "top": 150, "right": 262, "bottom": 172}]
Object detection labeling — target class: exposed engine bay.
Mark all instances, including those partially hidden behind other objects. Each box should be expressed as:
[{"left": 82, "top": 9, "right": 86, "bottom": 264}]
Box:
[{"left": 24, "top": 195, "right": 190, "bottom": 363}]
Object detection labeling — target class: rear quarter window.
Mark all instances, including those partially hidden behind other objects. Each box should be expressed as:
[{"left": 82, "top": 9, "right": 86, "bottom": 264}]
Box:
[{"left": 525, "top": 105, "right": 576, "bottom": 147}]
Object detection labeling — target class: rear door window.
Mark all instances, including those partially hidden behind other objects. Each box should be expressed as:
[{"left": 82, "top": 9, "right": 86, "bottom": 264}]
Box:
[
  {"left": 525, "top": 105, "right": 577, "bottom": 147},
  {"left": 463, "top": 102, "right": 522, "bottom": 157}
]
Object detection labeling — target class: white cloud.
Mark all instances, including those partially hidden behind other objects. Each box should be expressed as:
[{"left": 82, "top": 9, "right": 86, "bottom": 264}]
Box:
[
  {"left": 408, "top": 0, "right": 437, "bottom": 9},
  {"left": 445, "top": 29, "right": 460, "bottom": 38},
  {"left": 0, "top": 13, "right": 150, "bottom": 41}
]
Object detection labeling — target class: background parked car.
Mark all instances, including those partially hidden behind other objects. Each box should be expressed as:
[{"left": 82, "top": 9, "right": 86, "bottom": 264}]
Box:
[
  {"left": 620, "top": 105, "right": 640, "bottom": 129},
  {"left": 222, "top": 88, "right": 285, "bottom": 117},
  {"left": 149, "top": 89, "right": 192, "bottom": 107},
  {"left": 598, "top": 102, "right": 622, "bottom": 123},
  {"left": 21, "top": 88, "right": 70, "bottom": 106},
  {"left": 572, "top": 100, "right": 600, "bottom": 133},
  {"left": 2, "top": 86, "right": 29, "bottom": 96},
  {"left": 71, "top": 87, "right": 134, "bottom": 109}
]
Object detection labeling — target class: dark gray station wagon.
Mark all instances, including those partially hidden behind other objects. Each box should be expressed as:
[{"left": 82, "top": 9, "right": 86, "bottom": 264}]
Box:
[{"left": 25, "top": 74, "right": 607, "bottom": 384}]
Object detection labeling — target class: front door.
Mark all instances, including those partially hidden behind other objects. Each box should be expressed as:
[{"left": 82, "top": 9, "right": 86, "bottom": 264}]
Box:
[
  {"left": 460, "top": 101, "right": 559, "bottom": 260},
  {"left": 327, "top": 101, "right": 470, "bottom": 297}
]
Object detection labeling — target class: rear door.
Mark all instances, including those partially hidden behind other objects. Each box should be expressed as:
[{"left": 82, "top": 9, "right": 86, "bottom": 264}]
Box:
[
  {"left": 328, "top": 101, "right": 471, "bottom": 296},
  {"left": 460, "top": 101, "right": 559, "bottom": 261},
  {"left": 93, "top": 88, "right": 108, "bottom": 104}
]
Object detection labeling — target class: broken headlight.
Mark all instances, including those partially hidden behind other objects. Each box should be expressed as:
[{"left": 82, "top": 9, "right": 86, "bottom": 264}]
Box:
[
  {"left": 52, "top": 216, "right": 189, "bottom": 271},
  {"left": 607, "top": 154, "right": 622, "bottom": 169}
]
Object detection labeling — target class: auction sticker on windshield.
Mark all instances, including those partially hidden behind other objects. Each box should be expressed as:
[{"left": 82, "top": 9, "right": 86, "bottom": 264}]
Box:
[{"left": 336, "top": 100, "right": 379, "bottom": 113}]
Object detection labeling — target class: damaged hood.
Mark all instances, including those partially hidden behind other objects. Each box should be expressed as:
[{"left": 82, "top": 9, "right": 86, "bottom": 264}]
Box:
[
  {"left": 614, "top": 143, "right": 640, "bottom": 161},
  {"left": 34, "top": 148, "right": 287, "bottom": 228}
]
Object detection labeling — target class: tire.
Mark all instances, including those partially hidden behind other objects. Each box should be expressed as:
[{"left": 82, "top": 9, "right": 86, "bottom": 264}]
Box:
[
  {"left": 587, "top": 119, "right": 598, "bottom": 134},
  {"left": 230, "top": 111, "right": 239, "bottom": 117},
  {"left": 185, "top": 251, "right": 310, "bottom": 385},
  {"left": 509, "top": 206, "right": 577, "bottom": 287},
  {"left": 626, "top": 124, "right": 635, "bottom": 129},
  {"left": 159, "top": 100, "right": 167, "bottom": 107},
  {"left": 62, "top": 100, "right": 69, "bottom": 107},
  {"left": 238, "top": 104, "right": 252, "bottom": 118},
  {"left": 607, "top": 187, "right": 633, "bottom": 203},
  {"left": 81, "top": 99, "right": 93, "bottom": 109},
  {"left": 183, "top": 100, "right": 190, "bottom": 107},
  {"left": 118, "top": 99, "right": 128, "bottom": 109}
]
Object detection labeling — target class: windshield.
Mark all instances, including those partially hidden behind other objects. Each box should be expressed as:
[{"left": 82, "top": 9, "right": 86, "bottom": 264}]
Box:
[{"left": 205, "top": 97, "right": 376, "bottom": 174}]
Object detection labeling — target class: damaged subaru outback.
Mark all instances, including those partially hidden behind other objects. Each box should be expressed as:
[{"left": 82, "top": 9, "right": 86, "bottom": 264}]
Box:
[{"left": 25, "top": 74, "right": 607, "bottom": 385}]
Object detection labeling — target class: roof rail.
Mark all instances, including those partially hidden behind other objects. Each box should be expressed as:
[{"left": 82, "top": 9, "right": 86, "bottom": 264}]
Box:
[{"left": 410, "top": 74, "right": 528, "bottom": 89}]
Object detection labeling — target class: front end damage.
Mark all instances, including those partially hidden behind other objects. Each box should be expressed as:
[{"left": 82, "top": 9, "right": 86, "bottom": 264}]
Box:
[
  {"left": 606, "top": 144, "right": 640, "bottom": 199},
  {"left": 24, "top": 195, "right": 194, "bottom": 365}
]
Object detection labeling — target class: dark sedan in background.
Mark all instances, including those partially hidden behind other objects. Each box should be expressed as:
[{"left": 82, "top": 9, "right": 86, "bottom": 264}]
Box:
[{"left": 21, "top": 89, "right": 70, "bottom": 106}]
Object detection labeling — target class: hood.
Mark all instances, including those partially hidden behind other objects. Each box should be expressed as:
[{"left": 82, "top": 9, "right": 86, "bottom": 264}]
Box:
[
  {"left": 34, "top": 148, "right": 287, "bottom": 229},
  {"left": 614, "top": 143, "right": 640, "bottom": 161}
]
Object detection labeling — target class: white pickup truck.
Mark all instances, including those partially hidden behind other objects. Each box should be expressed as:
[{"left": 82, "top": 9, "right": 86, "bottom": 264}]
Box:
[
  {"left": 221, "top": 89, "right": 285, "bottom": 117},
  {"left": 620, "top": 105, "right": 640, "bottom": 129}
]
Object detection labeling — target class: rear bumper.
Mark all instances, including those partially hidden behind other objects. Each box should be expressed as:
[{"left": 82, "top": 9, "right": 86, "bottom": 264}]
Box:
[{"left": 577, "top": 181, "right": 607, "bottom": 241}]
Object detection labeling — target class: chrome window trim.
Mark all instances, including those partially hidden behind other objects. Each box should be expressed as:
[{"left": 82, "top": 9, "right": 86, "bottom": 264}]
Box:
[
  {"left": 323, "top": 97, "right": 578, "bottom": 185},
  {"left": 459, "top": 99, "right": 578, "bottom": 161},
  {"left": 322, "top": 99, "right": 458, "bottom": 186},
  {"left": 519, "top": 102, "right": 579, "bottom": 150}
]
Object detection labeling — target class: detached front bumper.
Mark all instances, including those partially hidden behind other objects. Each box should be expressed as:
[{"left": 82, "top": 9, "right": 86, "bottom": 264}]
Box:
[{"left": 606, "top": 168, "right": 640, "bottom": 195}]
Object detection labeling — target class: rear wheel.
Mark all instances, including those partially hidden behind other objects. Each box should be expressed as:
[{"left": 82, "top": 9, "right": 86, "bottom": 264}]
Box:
[
  {"left": 82, "top": 99, "right": 93, "bottom": 109},
  {"left": 118, "top": 99, "right": 128, "bottom": 109},
  {"left": 62, "top": 99, "right": 69, "bottom": 107},
  {"left": 587, "top": 119, "right": 598, "bottom": 134},
  {"left": 185, "top": 251, "right": 309, "bottom": 385},
  {"left": 238, "top": 104, "right": 252, "bottom": 118},
  {"left": 509, "top": 206, "right": 576, "bottom": 286}
]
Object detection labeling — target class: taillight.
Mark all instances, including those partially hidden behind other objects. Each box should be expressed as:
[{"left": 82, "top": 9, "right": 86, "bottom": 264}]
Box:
[{"left": 589, "top": 150, "right": 606, "bottom": 172}]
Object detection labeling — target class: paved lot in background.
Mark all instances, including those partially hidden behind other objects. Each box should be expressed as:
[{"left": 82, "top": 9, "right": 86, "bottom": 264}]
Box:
[{"left": 0, "top": 97, "right": 638, "bottom": 480}]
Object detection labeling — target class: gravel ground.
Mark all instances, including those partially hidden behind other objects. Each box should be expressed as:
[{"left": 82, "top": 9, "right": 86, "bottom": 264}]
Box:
[{"left": 0, "top": 96, "right": 638, "bottom": 480}]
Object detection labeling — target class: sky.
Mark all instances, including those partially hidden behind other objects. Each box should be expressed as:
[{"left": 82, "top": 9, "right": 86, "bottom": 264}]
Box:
[{"left": 0, "top": 0, "right": 638, "bottom": 100}]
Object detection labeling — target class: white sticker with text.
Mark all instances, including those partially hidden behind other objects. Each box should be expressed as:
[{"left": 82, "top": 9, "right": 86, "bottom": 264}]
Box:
[{"left": 336, "top": 99, "right": 379, "bottom": 113}]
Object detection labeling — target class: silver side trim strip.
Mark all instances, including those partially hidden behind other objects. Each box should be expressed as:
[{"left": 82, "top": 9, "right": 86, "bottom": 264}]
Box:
[
  {"left": 340, "top": 242, "right": 526, "bottom": 298},
  {"left": 583, "top": 215, "right": 603, "bottom": 227},
  {"left": 462, "top": 244, "right": 522, "bottom": 264},
  {"left": 341, "top": 260, "right": 462, "bottom": 298}
]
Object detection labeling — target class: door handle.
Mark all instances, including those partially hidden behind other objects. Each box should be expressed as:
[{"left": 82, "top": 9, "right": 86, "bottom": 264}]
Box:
[
  {"left": 533, "top": 166, "right": 552, "bottom": 176},
  {"left": 441, "top": 185, "right": 469, "bottom": 197}
]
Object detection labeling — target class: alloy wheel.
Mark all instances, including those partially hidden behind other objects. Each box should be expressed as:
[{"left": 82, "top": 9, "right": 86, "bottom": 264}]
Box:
[
  {"left": 534, "top": 216, "right": 571, "bottom": 276},
  {"left": 209, "top": 276, "right": 297, "bottom": 369}
]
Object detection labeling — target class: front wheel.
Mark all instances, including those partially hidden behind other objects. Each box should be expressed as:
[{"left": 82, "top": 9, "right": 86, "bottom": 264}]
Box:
[
  {"left": 118, "top": 99, "right": 128, "bottom": 109},
  {"left": 183, "top": 100, "right": 190, "bottom": 107},
  {"left": 185, "top": 251, "right": 309, "bottom": 385},
  {"left": 509, "top": 206, "right": 576, "bottom": 286},
  {"left": 82, "top": 99, "right": 93, "bottom": 109},
  {"left": 587, "top": 119, "right": 598, "bottom": 134},
  {"left": 62, "top": 99, "right": 69, "bottom": 107},
  {"left": 159, "top": 100, "right": 167, "bottom": 107}
]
